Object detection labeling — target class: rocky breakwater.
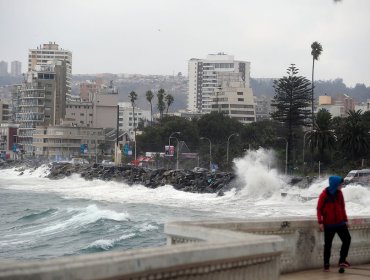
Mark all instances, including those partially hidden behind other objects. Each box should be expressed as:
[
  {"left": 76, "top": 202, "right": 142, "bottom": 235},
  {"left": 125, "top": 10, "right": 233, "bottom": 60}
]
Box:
[{"left": 47, "top": 163, "right": 236, "bottom": 195}]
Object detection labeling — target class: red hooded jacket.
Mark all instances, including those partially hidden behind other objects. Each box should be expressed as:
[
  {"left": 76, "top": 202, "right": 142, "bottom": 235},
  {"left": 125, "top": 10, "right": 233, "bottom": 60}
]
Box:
[{"left": 317, "top": 188, "right": 348, "bottom": 226}]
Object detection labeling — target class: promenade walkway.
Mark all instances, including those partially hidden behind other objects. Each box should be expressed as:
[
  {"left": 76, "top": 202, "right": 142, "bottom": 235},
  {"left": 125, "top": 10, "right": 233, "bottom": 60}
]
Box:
[{"left": 281, "top": 263, "right": 370, "bottom": 280}]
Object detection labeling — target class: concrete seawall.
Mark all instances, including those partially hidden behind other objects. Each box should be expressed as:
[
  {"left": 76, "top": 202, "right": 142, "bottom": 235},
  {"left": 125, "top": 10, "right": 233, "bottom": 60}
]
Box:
[{"left": 0, "top": 216, "right": 369, "bottom": 279}]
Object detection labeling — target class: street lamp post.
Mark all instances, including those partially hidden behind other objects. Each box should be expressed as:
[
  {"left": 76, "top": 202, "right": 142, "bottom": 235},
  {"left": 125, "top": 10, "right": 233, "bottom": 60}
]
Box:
[
  {"left": 200, "top": 137, "right": 212, "bottom": 171},
  {"left": 226, "top": 133, "right": 239, "bottom": 164},
  {"left": 277, "top": 137, "right": 288, "bottom": 175}
]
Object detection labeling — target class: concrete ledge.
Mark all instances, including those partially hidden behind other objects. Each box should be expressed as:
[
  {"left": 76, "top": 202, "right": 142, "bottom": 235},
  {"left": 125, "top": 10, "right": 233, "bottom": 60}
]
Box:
[
  {"left": 165, "top": 216, "right": 370, "bottom": 274},
  {"left": 0, "top": 225, "right": 283, "bottom": 280}
]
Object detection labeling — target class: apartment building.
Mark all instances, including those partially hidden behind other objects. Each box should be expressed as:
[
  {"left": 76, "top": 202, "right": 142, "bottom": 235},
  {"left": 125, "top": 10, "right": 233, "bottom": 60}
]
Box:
[
  {"left": 28, "top": 42, "right": 72, "bottom": 98},
  {"left": 0, "top": 123, "right": 18, "bottom": 158},
  {"left": 188, "top": 53, "right": 251, "bottom": 114},
  {"left": 210, "top": 76, "right": 255, "bottom": 124},
  {"left": 254, "top": 96, "right": 273, "bottom": 121},
  {"left": 118, "top": 102, "right": 150, "bottom": 139},
  {"left": 65, "top": 85, "right": 118, "bottom": 129},
  {"left": 0, "top": 99, "right": 10, "bottom": 123},
  {"left": 0, "top": 61, "right": 8, "bottom": 76},
  {"left": 316, "top": 94, "right": 357, "bottom": 117},
  {"left": 32, "top": 125, "right": 104, "bottom": 159},
  {"left": 11, "top": 61, "right": 67, "bottom": 154},
  {"left": 11, "top": 61, "right": 22, "bottom": 76}
]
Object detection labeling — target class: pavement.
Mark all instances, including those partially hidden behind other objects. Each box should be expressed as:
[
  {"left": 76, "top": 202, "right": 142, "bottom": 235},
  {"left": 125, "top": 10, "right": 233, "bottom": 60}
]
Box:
[{"left": 281, "top": 263, "right": 370, "bottom": 279}]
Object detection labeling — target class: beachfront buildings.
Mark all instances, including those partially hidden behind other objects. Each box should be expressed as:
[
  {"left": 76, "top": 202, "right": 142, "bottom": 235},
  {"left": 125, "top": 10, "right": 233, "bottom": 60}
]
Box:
[
  {"left": 32, "top": 125, "right": 104, "bottom": 160},
  {"left": 188, "top": 53, "right": 256, "bottom": 123},
  {"left": 28, "top": 42, "right": 72, "bottom": 98},
  {"left": 118, "top": 102, "right": 150, "bottom": 139},
  {"left": 12, "top": 61, "right": 68, "bottom": 154},
  {"left": 65, "top": 84, "right": 118, "bottom": 129}
]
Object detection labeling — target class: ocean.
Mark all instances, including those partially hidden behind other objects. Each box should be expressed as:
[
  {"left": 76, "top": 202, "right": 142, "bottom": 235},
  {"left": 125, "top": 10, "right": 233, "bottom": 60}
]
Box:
[{"left": 1, "top": 149, "right": 370, "bottom": 260}]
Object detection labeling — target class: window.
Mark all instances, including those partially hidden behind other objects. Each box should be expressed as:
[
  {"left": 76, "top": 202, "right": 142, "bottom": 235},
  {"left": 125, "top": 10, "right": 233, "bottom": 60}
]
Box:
[
  {"left": 237, "top": 92, "right": 243, "bottom": 96},
  {"left": 238, "top": 98, "right": 244, "bottom": 102}
]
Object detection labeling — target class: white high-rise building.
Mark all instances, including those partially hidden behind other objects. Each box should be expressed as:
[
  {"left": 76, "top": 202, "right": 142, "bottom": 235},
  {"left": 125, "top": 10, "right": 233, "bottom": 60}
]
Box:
[
  {"left": 10, "top": 61, "right": 22, "bottom": 76},
  {"left": 188, "top": 53, "right": 251, "bottom": 114},
  {"left": 118, "top": 102, "right": 150, "bottom": 139},
  {"left": 188, "top": 53, "right": 255, "bottom": 123},
  {"left": 28, "top": 42, "right": 72, "bottom": 97}
]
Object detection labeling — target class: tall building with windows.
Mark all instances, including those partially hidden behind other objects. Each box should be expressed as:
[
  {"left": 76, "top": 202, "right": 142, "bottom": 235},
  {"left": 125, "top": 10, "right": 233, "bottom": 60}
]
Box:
[
  {"left": 10, "top": 61, "right": 22, "bottom": 76},
  {"left": 188, "top": 53, "right": 255, "bottom": 123},
  {"left": 118, "top": 102, "right": 150, "bottom": 139},
  {"left": 0, "top": 61, "right": 8, "bottom": 76},
  {"left": 11, "top": 61, "right": 67, "bottom": 154},
  {"left": 28, "top": 42, "right": 72, "bottom": 98}
]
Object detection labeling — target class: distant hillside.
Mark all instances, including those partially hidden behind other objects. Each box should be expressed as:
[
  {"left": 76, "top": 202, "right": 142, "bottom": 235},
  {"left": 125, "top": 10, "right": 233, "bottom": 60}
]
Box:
[{"left": 251, "top": 77, "right": 370, "bottom": 103}]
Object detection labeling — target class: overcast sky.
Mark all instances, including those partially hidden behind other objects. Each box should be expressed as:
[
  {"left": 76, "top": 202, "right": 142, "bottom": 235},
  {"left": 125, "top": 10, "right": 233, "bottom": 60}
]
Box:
[{"left": 1, "top": 0, "right": 369, "bottom": 86}]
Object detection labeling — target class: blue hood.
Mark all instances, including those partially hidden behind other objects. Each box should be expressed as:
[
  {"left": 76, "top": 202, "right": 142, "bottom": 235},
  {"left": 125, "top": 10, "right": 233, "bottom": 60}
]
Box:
[{"left": 328, "top": 175, "right": 343, "bottom": 195}]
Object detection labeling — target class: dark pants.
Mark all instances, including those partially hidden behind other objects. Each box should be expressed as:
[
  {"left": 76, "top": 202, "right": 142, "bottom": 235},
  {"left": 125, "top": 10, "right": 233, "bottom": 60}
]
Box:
[{"left": 324, "top": 224, "right": 351, "bottom": 265}]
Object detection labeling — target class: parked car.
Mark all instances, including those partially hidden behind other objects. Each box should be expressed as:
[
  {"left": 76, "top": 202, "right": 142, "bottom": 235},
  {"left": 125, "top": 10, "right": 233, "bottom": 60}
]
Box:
[
  {"left": 101, "top": 160, "right": 115, "bottom": 167},
  {"left": 344, "top": 169, "right": 370, "bottom": 186}
]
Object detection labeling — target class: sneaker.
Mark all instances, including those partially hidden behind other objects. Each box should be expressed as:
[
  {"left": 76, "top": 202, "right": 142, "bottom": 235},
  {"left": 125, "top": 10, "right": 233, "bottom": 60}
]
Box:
[
  {"left": 324, "top": 264, "right": 330, "bottom": 272},
  {"left": 339, "top": 261, "right": 351, "bottom": 268}
]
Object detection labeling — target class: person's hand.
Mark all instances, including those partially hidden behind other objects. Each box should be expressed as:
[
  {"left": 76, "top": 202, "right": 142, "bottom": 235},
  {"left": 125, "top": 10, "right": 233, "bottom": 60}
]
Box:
[{"left": 319, "top": 224, "right": 324, "bottom": 232}]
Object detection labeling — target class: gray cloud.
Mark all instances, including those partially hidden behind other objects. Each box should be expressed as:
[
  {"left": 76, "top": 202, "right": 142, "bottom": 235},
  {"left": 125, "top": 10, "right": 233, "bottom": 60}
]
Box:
[{"left": 0, "top": 0, "right": 369, "bottom": 86}]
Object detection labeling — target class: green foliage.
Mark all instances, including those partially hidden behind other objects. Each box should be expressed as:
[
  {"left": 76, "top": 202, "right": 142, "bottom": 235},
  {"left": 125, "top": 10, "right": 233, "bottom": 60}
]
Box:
[
  {"left": 307, "top": 109, "right": 336, "bottom": 161},
  {"left": 157, "top": 88, "right": 166, "bottom": 120},
  {"left": 146, "top": 90, "right": 154, "bottom": 125},
  {"left": 339, "top": 110, "right": 370, "bottom": 159},
  {"left": 129, "top": 91, "right": 138, "bottom": 130},
  {"left": 271, "top": 65, "right": 311, "bottom": 170},
  {"left": 311, "top": 41, "right": 323, "bottom": 61},
  {"left": 271, "top": 65, "right": 311, "bottom": 127},
  {"left": 165, "top": 94, "right": 174, "bottom": 114}
]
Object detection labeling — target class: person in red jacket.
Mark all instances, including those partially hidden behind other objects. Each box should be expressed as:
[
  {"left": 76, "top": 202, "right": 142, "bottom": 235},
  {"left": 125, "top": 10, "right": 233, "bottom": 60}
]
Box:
[{"left": 317, "top": 175, "right": 351, "bottom": 272}]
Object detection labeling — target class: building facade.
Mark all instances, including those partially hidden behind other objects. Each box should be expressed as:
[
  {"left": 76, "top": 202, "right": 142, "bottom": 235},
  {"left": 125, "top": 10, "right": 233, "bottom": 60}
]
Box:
[
  {"left": 11, "top": 61, "right": 22, "bottom": 76},
  {"left": 188, "top": 53, "right": 251, "bottom": 114},
  {"left": 0, "top": 61, "right": 8, "bottom": 76},
  {"left": 254, "top": 96, "right": 272, "bottom": 121},
  {"left": 28, "top": 42, "right": 72, "bottom": 98},
  {"left": 118, "top": 102, "right": 150, "bottom": 139},
  {"left": 65, "top": 85, "right": 118, "bottom": 129},
  {"left": 33, "top": 125, "right": 104, "bottom": 160},
  {"left": 11, "top": 61, "right": 67, "bottom": 154},
  {"left": 0, "top": 123, "right": 18, "bottom": 158},
  {"left": 210, "top": 79, "right": 256, "bottom": 124},
  {"left": 0, "top": 99, "right": 10, "bottom": 123}
]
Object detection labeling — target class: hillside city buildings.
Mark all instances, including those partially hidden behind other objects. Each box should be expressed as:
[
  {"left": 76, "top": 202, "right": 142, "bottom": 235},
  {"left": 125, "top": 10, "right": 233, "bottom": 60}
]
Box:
[
  {"left": 1, "top": 44, "right": 370, "bottom": 161},
  {"left": 188, "top": 53, "right": 256, "bottom": 123}
]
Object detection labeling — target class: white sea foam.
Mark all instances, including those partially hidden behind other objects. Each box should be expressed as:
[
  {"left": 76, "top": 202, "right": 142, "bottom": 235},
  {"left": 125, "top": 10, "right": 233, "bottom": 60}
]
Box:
[
  {"left": 3, "top": 204, "right": 130, "bottom": 238},
  {"left": 1, "top": 150, "right": 370, "bottom": 220},
  {"left": 86, "top": 233, "right": 135, "bottom": 250}
]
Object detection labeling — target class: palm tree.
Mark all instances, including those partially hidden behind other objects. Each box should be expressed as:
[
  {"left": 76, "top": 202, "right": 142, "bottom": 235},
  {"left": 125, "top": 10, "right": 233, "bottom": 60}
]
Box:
[
  {"left": 157, "top": 88, "right": 166, "bottom": 121},
  {"left": 340, "top": 110, "right": 370, "bottom": 159},
  {"left": 311, "top": 41, "right": 323, "bottom": 127},
  {"left": 307, "top": 108, "right": 336, "bottom": 161},
  {"left": 165, "top": 94, "right": 174, "bottom": 115},
  {"left": 146, "top": 90, "right": 154, "bottom": 125},
  {"left": 129, "top": 91, "right": 138, "bottom": 160}
]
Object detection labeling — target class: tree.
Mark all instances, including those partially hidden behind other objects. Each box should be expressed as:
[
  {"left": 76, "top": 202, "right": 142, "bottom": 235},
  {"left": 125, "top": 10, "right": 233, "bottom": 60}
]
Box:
[
  {"left": 146, "top": 90, "right": 154, "bottom": 126},
  {"left": 340, "top": 110, "right": 370, "bottom": 159},
  {"left": 311, "top": 41, "right": 323, "bottom": 127},
  {"left": 129, "top": 91, "right": 138, "bottom": 157},
  {"left": 157, "top": 88, "right": 166, "bottom": 121},
  {"left": 271, "top": 64, "right": 311, "bottom": 171},
  {"left": 165, "top": 93, "right": 174, "bottom": 114},
  {"left": 307, "top": 108, "right": 336, "bottom": 162}
]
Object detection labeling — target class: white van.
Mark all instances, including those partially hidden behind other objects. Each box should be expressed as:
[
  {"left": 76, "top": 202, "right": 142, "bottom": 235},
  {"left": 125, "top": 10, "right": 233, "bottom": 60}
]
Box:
[{"left": 344, "top": 169, "right": 370, "bottom": 185}]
